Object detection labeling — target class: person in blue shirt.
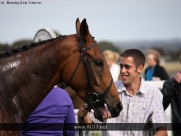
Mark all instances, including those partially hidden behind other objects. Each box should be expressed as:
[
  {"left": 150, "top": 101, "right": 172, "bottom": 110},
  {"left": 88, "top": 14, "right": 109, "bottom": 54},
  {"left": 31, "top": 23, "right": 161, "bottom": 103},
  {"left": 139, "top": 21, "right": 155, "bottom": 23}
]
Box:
[
  {"left": 21, "top": 86, "right": 76, "bottom": 136},
  {"left": 145, "top": 49, "right": 169, "bottom": 81}
]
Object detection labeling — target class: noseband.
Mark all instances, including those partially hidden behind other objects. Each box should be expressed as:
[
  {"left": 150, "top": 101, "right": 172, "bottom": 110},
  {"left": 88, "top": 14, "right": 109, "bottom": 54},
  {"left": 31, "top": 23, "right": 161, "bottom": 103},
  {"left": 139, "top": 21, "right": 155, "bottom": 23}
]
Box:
[{"left": 65, "top": 36, "right": 113, "bottom": 108}]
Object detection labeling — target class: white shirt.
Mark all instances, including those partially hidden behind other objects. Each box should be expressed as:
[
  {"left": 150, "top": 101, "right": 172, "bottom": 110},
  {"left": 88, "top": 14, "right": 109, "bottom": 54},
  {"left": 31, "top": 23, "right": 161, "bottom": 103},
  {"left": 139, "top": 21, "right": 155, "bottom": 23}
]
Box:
[
  {"left": 109, "top": 63, "right": 120, "bottom": 81},
  {"left": 88, "top": 79, "right": 166, "bottom": 136}
]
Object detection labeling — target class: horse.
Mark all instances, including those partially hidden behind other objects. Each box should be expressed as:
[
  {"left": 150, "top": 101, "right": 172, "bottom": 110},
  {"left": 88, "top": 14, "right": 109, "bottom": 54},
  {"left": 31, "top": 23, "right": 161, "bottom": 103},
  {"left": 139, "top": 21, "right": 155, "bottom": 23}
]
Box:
[{"left": 0, "top": 18, "right": 123, "bottom": 135}]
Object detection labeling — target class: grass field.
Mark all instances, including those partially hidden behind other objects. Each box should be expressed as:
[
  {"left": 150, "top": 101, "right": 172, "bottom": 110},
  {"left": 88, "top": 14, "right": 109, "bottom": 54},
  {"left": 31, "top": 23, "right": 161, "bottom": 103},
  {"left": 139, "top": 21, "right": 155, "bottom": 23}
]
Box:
[
  {"left": 163, "top": 61, "right": 181, "bottom": 77},
  {"left": 142, "top": 61, "right": 181, "bottom": 78}
]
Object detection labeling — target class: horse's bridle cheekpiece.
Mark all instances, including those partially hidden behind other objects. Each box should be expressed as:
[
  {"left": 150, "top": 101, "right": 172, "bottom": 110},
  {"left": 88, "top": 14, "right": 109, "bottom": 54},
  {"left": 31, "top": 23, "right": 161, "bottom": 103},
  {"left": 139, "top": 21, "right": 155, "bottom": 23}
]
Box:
[
  {"left": 66, "top": 35, "right": 113, "bottom": 136},
  {"left": 66, "top": 35, "right": 113, "bottom": 109}
]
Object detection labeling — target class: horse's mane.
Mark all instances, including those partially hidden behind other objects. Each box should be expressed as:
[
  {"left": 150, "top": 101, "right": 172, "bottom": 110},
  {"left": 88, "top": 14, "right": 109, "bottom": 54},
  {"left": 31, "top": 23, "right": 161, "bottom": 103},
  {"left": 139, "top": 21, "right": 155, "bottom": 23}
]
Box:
[{"left": 0, "top": 35, "right": 67, "bottom": 59}]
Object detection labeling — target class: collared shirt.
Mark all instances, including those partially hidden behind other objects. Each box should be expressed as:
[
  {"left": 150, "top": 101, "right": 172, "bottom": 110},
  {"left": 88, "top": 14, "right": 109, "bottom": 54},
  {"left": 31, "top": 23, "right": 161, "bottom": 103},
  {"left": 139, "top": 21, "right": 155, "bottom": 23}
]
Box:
[{"left": 88, "top": 79, "right": 166, "bottom": 136}]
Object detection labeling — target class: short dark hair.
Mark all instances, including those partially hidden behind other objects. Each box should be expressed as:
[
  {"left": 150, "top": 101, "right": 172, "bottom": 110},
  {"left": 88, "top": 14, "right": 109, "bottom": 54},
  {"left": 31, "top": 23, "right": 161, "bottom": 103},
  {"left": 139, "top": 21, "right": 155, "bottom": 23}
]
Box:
[{"left": 120, "top": 49, "right": 145, "bottom": 68}]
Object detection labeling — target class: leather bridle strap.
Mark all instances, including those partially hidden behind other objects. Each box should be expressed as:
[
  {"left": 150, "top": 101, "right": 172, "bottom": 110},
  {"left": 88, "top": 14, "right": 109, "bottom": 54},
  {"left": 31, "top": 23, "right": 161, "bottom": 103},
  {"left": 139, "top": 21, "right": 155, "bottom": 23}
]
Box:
[
  {"left": 66, "top": 36, "right": 113, "bottom": 105},
  {"left": 81, "top": 42, "right": 97, "bottom": 52},
  {"left": 78, "top": 37, "right": 113, "bottom": 136},
  {"left": 65, "top": 55, "right": 82, "bottom": 86},
  {"left": 79, "top": 37, "right": 113, "bottom": 108},
  {"left": 91, "top": 78, "right": 113, "bottom": 107},
  {"left": 65, "top": 39, "right": 97, "bottom": 87}
]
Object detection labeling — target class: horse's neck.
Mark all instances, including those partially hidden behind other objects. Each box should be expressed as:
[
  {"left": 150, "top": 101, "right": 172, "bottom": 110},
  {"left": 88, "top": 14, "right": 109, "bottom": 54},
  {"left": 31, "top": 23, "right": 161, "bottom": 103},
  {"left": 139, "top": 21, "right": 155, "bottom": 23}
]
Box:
[{"left": 0, "top": 38, "right": 74, "bottom": 122}]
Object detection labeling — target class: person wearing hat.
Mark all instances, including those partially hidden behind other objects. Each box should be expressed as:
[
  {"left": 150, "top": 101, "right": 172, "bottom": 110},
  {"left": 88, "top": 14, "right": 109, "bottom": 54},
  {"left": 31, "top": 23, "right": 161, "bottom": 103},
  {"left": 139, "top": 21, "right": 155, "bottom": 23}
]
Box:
[{"left": 103, "top": 50, "right": 120, "bottom": 81}]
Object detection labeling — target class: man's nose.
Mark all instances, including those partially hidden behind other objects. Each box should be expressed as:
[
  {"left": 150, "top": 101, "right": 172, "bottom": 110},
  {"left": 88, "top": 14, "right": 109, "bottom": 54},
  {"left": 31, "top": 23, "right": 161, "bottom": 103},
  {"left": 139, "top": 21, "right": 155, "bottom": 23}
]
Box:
[{"left": 120, "top": 67, "right": 126, "bottom": 73}]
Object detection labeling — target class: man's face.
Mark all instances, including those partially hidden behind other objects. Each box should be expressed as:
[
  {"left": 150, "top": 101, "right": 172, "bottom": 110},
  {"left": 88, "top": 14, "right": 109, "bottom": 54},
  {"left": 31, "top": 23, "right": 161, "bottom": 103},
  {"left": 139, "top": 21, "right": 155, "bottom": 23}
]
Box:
[{"left": 119, "top": 56, "right": 143, "bottom": 86}]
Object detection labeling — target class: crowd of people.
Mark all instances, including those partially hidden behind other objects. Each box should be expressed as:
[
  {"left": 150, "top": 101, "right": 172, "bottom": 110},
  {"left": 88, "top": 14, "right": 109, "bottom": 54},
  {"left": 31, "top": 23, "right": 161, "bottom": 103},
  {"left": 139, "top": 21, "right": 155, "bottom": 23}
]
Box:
[{"left": 21, "top": 48, "right": 180, "bottom": 136}]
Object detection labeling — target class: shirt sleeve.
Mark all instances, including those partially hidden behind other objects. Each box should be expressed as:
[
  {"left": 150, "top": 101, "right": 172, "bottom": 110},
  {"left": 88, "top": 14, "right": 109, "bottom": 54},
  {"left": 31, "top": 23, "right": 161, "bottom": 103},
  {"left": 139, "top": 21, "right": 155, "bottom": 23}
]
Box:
[
  {"left": 63, "top": 101, "right": 76, "bottom": 136},
  {"left": 150, "top": 89, "right": 166, "bottom": 129}
]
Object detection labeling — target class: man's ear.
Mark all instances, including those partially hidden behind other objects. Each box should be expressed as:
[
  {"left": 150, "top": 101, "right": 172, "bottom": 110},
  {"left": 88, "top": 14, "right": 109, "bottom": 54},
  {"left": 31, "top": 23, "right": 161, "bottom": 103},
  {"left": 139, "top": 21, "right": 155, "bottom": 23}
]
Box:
[{"left": 137, "top": 65, "right": 144, "bottom": 74}]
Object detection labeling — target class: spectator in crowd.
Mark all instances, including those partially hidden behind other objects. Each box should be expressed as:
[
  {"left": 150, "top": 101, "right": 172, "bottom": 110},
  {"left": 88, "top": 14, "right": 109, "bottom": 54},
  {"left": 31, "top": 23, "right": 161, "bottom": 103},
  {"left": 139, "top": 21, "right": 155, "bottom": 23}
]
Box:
[
  {"left": 21, "top": 86, "right": 76, "bottom": 136},
  {"left": 161, "top": 70, "right": 181, "bottom": 136},
  {"left": 145, "top": 49, "right": 169, "bottom": 81},
  {"left": 78, "top": 49, "right": 167, "bottom": 136},
  {"left": 103, "top": 50, "right": 120, "bottom": 81}
]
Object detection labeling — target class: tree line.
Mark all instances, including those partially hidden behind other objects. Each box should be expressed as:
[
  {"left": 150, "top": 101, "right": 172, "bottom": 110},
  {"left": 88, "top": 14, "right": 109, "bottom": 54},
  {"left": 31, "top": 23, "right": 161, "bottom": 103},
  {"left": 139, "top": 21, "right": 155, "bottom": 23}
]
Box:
[
  {"left": 1, "top": 39, "right": 180, "bottom": 61},
  {"left": 0, "top": 40, "right": 33, "bottom": 53}
]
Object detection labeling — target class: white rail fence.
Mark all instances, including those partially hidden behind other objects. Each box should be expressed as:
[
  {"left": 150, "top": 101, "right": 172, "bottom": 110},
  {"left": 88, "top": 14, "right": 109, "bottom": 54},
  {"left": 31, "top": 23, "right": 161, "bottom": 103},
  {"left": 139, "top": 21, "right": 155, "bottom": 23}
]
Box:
[{"left": 74, "top": 81, "right": 172, "bottom": 136}]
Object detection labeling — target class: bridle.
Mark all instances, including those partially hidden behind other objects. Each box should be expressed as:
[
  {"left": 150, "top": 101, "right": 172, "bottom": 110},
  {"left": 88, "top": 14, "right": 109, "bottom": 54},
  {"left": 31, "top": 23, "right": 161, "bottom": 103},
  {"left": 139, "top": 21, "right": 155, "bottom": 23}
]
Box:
[
  {"left": 65, "top": 35, "right": 113, "bottom": 136},
  {"left": 65, "top": 35, "right": 113, "bottom": 108}
]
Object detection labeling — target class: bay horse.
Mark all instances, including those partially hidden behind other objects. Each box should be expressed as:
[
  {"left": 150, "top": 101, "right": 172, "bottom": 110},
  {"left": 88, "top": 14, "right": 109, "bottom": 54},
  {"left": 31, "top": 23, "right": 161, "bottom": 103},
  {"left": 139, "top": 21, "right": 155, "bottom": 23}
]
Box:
[{"left": 0, "top": 18, "right": 122, "bottom": 135}]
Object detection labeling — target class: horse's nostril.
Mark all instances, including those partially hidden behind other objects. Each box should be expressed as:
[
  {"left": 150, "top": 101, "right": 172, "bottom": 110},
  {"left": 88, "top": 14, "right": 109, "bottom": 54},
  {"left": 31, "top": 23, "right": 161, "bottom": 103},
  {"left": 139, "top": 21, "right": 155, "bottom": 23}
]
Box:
[{"left": 116, "top": 102, "right": 123, "bottom": 112}]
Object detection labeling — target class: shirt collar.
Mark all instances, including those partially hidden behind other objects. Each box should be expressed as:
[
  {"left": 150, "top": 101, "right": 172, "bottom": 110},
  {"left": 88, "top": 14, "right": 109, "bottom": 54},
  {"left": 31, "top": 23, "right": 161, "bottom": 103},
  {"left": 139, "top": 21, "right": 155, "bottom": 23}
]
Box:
[
  {"left": 116, "top": 77, "right": 148, "bottom": 94},
  {"left": 138, "top": 78, "right": 147, "bottom": 94}
]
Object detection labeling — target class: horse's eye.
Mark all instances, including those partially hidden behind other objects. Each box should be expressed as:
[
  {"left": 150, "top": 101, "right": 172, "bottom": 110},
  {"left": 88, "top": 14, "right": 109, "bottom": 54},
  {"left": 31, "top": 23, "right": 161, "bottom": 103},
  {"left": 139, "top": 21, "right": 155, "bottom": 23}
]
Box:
[{"left": 94, "top": 60, "right": 103, "bottom": 67}]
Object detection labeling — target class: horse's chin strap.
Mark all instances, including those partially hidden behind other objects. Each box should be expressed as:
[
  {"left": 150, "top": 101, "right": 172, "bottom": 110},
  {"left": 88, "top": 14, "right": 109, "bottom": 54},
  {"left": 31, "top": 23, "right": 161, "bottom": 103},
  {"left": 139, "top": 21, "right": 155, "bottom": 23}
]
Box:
[{"left": 87, "top": 78, "right": 113, "bottom": 109}]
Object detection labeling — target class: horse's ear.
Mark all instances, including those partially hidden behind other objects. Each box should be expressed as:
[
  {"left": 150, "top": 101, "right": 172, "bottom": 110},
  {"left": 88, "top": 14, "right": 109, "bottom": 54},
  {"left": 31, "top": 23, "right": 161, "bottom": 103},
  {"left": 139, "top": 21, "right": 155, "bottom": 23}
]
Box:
[
  {"left": 76, "top": 18, "right": 81, "bottom": 34},
  {"left": 80, "top": 18, "right": 90, "bottom": 41}
]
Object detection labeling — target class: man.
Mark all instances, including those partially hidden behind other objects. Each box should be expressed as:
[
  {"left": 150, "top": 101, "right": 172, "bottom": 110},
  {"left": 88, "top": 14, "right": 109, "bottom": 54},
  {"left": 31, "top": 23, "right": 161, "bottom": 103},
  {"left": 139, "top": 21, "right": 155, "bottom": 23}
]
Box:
[
  {"left": 161, "top": 71, "right": 181, "bottom": 136},
  {"left": 78, "top": 49, "right": 167, "bottom": 136}
]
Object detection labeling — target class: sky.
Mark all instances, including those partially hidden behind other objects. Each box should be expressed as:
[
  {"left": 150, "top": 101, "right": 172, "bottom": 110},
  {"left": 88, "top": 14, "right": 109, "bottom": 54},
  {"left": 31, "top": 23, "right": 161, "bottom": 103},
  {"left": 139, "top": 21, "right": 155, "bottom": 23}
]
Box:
[{"left": 0, "top": 0, "right": 181, "bottom": 44}]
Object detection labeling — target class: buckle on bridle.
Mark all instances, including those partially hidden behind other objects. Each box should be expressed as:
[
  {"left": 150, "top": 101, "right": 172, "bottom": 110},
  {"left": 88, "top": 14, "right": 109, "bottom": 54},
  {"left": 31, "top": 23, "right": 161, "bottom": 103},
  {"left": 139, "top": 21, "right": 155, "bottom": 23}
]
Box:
[{"left": 91, "top": 92, "right": 99, "bottom": 104}]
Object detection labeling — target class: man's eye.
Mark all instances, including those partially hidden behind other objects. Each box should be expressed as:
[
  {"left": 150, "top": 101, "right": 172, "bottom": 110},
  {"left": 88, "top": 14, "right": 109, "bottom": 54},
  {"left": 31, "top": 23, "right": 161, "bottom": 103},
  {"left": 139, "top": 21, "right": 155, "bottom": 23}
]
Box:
[{"left": 120, "top": 65, "right": 123, "bottom": 68}]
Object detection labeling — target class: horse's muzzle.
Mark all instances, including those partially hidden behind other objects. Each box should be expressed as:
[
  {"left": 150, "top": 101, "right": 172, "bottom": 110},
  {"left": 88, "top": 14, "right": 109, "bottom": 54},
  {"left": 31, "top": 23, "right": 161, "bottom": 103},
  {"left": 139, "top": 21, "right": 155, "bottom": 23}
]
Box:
[
  {"left": 111, "top": 102, "right": 123, "bottom": 117},
  {"left": 93, "top": 102, "right": 123, "bottom": 122}
]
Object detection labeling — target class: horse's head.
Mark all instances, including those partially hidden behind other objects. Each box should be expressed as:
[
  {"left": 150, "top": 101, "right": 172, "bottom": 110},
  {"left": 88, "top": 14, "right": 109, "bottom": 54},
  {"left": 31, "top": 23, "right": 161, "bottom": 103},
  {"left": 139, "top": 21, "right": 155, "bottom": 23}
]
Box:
[{"left": 63, "top": 18, "right": 122, "bottom": 122}]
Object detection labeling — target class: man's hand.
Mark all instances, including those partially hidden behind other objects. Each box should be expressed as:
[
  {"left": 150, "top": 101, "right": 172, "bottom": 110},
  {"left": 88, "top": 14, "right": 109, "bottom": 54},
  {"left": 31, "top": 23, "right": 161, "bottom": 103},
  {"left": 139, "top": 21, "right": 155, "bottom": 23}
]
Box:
[
  {"left": 154, "top": 126, "right": 168, "bottom": 136},
  {"left": 78, "top": 104, "right": 88, "bottom": 117},
  {"left": 174, "top": 71, "right": 181, "bottom": 83},
  {"left": 78, "top": 104, "right": 93, "bottom": 123}
]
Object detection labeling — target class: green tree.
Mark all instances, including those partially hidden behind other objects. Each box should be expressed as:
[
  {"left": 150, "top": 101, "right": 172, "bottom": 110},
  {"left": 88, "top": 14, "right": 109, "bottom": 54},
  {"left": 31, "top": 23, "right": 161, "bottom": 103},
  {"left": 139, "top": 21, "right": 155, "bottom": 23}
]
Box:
[
  {"left": 12, "top": 39, "right": 33, "bottom": 49},
  {"left": 150, "top": 46, "right": 166, "bottom": 55},
  {"left": 98, "top": 41, "right": 121, "bottom": 54},
  {"left": 0, "top": 43, "right": 11, "bottom": 53}
]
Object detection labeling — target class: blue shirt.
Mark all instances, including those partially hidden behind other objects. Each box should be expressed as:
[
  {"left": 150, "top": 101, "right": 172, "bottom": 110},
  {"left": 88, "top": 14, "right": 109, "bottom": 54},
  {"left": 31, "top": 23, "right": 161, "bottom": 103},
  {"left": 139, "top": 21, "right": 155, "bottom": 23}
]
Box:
[
  {"left": 21, "top": 87, "right": 76, "bottom": 136},
  {"left": 145, "top": 66, "right": 156, "bottom": 81}
]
